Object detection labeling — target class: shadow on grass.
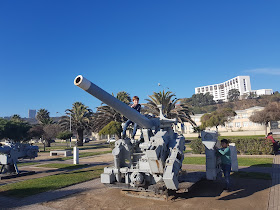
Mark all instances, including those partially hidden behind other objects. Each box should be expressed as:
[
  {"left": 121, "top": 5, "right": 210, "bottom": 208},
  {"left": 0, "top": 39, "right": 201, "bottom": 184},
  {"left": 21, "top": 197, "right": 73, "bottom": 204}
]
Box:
[{"left": 250, "top": 163, "right": 273, "bottom": 167}]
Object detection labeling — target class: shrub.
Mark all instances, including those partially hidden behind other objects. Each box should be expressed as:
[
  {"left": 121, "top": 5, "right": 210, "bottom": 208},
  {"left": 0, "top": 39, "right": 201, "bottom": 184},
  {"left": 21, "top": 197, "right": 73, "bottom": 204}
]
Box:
[
  {"left": 189, "top": 137, "right": 272, "bottom": 155},
  {"left": 228, "top": 138, "right": 272, "bottom": 155},
  {"left": 190, "top": 138, "right": 205, "bottom": 154},
  {"left": 98, "top": 121, "right": 122, "bottom": 138}
]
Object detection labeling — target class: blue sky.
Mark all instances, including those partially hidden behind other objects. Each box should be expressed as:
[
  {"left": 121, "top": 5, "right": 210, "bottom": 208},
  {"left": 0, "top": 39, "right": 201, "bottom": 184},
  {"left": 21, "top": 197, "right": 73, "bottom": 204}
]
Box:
[{"left": 0, "top": 0, "right": 280, "bottom": 118}]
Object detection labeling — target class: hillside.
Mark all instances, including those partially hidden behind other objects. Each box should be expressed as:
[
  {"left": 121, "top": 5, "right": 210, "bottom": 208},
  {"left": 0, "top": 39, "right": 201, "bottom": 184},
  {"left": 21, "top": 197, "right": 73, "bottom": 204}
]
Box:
[{"left": 182, "top": 92, "right": 280, "bottom": 114}]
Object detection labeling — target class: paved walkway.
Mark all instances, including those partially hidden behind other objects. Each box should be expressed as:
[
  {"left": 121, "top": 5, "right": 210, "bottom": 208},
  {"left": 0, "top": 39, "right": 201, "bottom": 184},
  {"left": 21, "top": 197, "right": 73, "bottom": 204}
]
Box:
[
  {"left": 0, "top": 153, "right": 279, "bottom": 210},
  {"left": 268, "top": 154, "right": 280, "bottom": 210},
  {"left": 0, "top": 178, "right": 102, "bottom": 210}
]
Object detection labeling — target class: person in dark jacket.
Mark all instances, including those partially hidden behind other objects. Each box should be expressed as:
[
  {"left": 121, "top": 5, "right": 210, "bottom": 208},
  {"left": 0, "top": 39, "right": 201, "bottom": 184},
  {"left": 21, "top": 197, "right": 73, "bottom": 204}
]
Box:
[
  {"left": 266, "top": 132, "right": 279, "bottom": 155},
  {"left": 122, "top": 96, "right": 141, "bottom": 139}
]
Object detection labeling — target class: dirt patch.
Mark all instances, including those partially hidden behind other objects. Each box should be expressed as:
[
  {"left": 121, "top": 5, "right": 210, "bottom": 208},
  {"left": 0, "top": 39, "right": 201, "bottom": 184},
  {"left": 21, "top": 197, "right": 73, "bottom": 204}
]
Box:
[{"left": 42, "top": 177, "right": 270, "bottom": 210}]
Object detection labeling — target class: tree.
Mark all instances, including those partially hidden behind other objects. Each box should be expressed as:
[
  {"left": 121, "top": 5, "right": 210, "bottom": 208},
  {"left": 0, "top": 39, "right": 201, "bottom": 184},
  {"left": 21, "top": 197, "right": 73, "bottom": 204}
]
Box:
[
  {"left": 201, "top": 108, "right": 236, "bottom": 132},
  {"left": 60, "top": 102, "right": 93, "bottom": 146},
  {"left": 57, "top": 131, "right": 73, "bottom": 147},
  {"left": 143, "top": 90, "right": 196, "bottom": 126},
  {"left": 57, "top": 131, "right": 73, "bottom": 140},
  {"left": 186, "top": 93, "right": 215, "bottom": 107},
  {"left": 43, "top": 124, "right": 61, "bottom": 147},
  {"left": 249, "top": 102, "right": 280, "bottom": 135},
  {"left": 28, "top": 125, "right": 44, "bottom": 140},
  {"left": 0, "top": 118, "right": 9, "bottom": 140},
  {"left": 91, "top": 91, "right": 132, "bottom": 133},
  {"left": 36, "top": 109, "right": 53, "bottom": 125},
  {"left": 0, "top": 118, "right": 31, "bottom": 142},
  {"left": 246, "top": 92, "right": 257, "bottom": 99},
  {"left": 91, "top": 105, "right": 122, "bottom": 133},
  {"left": 116, "top": 91, "right": 131, "bottom": 105},
  {"left": 11, "top": 114, "right": 22, "bottom": 122},
  {"left": 36, "top": 108, "right": 54, "bottom": 148},
  {"left": 227, "top": 89, "right": 240, "bottom": 102},
  {"left": 98, "top": 121, "right": 122, "bottom": 139}
]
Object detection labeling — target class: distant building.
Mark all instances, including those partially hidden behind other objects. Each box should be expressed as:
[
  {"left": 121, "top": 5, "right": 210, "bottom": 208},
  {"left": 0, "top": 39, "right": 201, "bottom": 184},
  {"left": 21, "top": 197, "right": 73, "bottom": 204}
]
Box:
[
  {"left": 195, "top": 76, "right": 272, "bottom": 102},
  {"left": 28, "top": 109, "right": 36, "bottom": 119},
  {"left": 252, "top": 89, "right": 273, "bottom": 96}
]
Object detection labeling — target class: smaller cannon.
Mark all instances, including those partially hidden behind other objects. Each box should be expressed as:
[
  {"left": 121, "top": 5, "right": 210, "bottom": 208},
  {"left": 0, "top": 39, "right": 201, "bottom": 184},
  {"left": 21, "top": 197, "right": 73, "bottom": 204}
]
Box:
[{"left": 0, "top": 142, "right": 39, "bottom": 174}]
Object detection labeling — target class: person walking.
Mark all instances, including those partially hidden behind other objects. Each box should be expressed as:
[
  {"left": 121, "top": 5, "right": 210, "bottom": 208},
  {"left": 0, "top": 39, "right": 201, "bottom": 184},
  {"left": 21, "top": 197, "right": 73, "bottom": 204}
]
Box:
[{"left": 266, "top": 132, "right": 279, "bottom": 155}]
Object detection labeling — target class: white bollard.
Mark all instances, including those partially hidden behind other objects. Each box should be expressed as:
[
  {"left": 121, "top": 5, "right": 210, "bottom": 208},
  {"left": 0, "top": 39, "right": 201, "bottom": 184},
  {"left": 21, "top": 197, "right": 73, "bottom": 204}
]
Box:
[{"left": 73, "top": 147, "right": 79, "bottom": 164}]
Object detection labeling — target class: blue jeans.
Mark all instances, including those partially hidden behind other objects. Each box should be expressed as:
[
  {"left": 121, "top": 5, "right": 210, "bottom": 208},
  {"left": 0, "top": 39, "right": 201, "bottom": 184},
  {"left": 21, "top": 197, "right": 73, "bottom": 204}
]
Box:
[
  {"left": 122, "top": 120, "right": 138, "bottom": 138},
  {"left": 221, "top": 164, "right": 231, "bottom": 189}
]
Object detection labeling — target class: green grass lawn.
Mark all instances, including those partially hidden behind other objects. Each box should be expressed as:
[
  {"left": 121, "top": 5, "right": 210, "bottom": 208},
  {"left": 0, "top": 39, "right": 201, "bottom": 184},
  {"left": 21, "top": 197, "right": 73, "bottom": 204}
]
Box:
[
  {"left": 0, "top": 165, "right": 104, "bottom": 198},
  {"left": 35, "top": 163, "right": 88, "bottom": 170},
  {"left": 50, "top": 150, "right": 112, "bottom": 161},
  {"left": 37, "top": 143, "right": 109, "bottom": 152},
  {"left": 17, "top": 162, "right": 40, "bottom": 167},
  {"left": 183, "top": 156, "right": 273, "bottom": 167}
]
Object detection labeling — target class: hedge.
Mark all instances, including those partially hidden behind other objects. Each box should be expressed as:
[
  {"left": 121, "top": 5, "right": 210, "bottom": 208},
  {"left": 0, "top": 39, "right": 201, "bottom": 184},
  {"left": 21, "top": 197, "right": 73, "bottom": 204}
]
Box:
[{"left": 190, "top": 137, "right": 273, "bottom": 155}]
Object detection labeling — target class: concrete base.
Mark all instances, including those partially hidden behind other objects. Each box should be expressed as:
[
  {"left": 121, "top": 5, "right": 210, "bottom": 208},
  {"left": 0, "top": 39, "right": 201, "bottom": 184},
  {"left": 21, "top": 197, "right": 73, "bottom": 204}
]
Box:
[{"left": 50, "top": 150, "right": 72, "bottom": 157}]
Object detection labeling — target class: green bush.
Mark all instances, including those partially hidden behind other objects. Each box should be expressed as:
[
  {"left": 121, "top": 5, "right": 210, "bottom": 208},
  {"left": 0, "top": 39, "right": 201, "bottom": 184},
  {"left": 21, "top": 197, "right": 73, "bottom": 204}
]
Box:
[
  {"left": 189, "top": 137, "right": 272, "bottom": 155},
  {"left": 228, "top": 138, "right": 272, "bottom": 155},
  {"left": 98, "top": 121, "right": 122, "bottom": 138},
  {"left": 190, "top": 139, "right": 205, "bottom": 154}
]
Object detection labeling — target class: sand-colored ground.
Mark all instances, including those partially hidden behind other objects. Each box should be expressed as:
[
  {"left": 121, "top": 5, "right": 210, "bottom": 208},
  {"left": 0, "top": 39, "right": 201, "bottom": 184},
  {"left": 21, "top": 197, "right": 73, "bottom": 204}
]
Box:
[{"left": 42, "top": 178, "right": 270, "bottom": 210}]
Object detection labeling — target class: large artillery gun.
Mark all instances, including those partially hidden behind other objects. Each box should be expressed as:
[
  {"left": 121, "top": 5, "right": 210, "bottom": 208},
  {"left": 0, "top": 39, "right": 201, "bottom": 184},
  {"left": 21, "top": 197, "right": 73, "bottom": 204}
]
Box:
[
  {"left": 0, "top": 142, "right": 39, "bottom": 175},
  {"left": 74, "top": 75, "right": 197, "bottom": 194},
  {"left": 74, "top": 75, "right": 238, "bottom": 195}
]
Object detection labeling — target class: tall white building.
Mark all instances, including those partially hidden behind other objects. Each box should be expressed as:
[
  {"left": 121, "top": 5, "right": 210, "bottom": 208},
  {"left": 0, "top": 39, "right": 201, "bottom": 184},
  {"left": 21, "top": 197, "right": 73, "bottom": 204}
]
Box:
[
  {"left": 195, "top": 76, "right": 252, "bottom": 101},
  {"left": 28, "top": 109, "right": 36, "bottom": 119}
]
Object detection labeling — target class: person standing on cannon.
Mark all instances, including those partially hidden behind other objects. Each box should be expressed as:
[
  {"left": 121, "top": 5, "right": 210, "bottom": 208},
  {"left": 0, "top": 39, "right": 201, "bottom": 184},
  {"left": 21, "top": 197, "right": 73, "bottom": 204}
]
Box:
[{"left": 122, "top": 96, "right": 141, "bottom": 139}]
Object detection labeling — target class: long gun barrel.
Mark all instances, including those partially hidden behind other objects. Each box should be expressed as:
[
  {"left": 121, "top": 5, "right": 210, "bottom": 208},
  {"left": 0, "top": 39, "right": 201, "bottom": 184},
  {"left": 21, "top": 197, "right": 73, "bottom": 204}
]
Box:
[{"left": 74, "top": 75, "right": 154, "bottom": 129}]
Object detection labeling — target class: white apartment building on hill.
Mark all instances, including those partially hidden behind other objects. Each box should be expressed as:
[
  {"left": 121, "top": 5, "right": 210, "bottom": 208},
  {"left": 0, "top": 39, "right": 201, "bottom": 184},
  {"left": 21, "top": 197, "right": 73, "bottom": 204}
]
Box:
[
  {"left": 195, "top": 76, "right": 251, "bottom": 101},
  {"left": 195, "top": 76, "right": 273, "bottom": 102}
]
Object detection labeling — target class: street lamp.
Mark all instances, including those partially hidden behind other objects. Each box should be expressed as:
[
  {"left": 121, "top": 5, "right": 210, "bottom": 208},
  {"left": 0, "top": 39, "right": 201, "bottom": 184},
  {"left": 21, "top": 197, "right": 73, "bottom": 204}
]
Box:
[
  {"left": 69, "top": 113, "right": 72, "bottom": 147},
  {"left": 158, "top": 83, "right": 169, "bottom": 90}
]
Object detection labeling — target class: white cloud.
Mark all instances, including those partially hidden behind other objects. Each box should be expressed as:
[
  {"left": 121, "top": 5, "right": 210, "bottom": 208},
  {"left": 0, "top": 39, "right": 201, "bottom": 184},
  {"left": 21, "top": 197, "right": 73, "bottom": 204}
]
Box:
[{"left": 245, "top": 68, "right": 280, "bottom": 75}]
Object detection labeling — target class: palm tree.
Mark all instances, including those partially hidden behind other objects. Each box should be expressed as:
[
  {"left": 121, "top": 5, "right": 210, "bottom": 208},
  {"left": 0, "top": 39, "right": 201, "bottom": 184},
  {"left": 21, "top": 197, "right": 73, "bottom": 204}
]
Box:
[
  {"left": 116, "top": 91, "right": 131, "bottom": 105},
  {"left": 91, "top": 105, "right": 122, "bottom": 133},
  {"left": 91, "top": 91, "right": 132, "bottom": 133},
  {"left": 36, "top": 109, "right": 53, "bottom": 125},
  {"left": 36, "top": 108, "right": 54, "bottom": 148},
  {"left": 60, "top": 102, "right": 93, "bottom": 146},
  {"left": 10, "top": 114, "right": 22, "bottom": 122},
  {"left": 143, "top": 90, "right": 196, "bottom": 126}
]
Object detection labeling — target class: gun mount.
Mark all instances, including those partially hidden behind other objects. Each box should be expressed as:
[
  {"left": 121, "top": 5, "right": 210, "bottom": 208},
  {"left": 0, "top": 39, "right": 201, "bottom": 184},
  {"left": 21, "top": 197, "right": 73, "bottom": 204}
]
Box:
[
  {"left": 0, "top": 142, "right": 39, "bottom": 174},
  {"left": 75, "top": 75, "right": 186, "bottom": 192}
]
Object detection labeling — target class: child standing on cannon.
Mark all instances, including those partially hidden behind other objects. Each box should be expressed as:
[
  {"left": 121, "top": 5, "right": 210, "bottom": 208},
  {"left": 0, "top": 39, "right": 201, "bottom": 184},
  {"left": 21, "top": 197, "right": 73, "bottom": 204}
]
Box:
[{"left": 122, "top": 96, "right": 141, "bottom": 139}]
